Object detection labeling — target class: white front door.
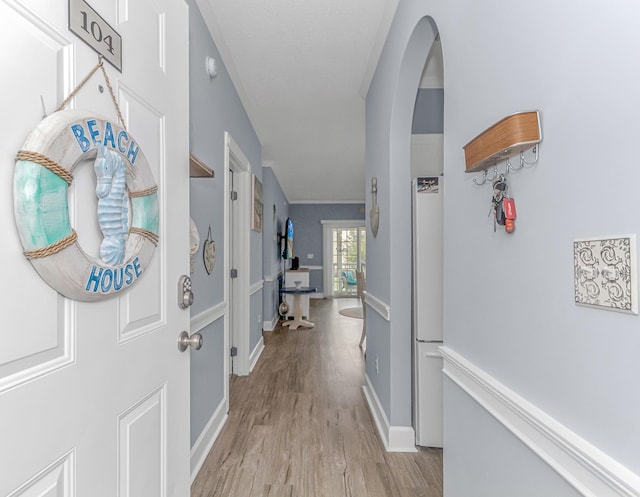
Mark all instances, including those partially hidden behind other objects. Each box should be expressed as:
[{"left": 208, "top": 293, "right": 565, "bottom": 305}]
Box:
[{"left": 0, "top": 1, "right": 190, "bottom": 496}]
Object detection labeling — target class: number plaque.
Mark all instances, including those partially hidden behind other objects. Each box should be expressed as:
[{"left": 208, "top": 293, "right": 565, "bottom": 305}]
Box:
[{"left": 69, "top": 0, "right": 122, "bottom": 72}]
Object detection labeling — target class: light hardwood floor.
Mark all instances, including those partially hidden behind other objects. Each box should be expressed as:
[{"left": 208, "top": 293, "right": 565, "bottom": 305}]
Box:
[{"left": 192, "top": 298, "right": 443, "bottom": 497}]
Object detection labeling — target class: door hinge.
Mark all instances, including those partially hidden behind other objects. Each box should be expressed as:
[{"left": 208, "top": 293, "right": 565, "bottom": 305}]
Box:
[
  {"left": 230, "top": 346, "right": 238, "bottom": 357},
  {"left": 230, "top": 268, "right": 238, "bottom": 278},
  {"left": 230, "top": 191, "right": 238, "bottom": 201}
]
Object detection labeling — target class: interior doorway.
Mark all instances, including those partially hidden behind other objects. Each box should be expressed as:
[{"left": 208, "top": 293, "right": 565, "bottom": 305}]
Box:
[
  {"left": 224, "top": 133, "right": 251, "bottom": 378},
  {"left": 409, "top": 30, "right": 444, "bottom": 449}
]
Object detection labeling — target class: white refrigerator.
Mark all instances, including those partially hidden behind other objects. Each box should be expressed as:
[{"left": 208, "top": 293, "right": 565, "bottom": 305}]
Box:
[{"left": 412, "top": 177, "right": 444, "bottom": 448}]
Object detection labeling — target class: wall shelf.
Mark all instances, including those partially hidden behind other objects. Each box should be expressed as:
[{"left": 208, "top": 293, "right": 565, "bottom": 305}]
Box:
[
  {"left": 463, "top": 110, "right": 541, "bottom": 173},
  {"left": 189, "top": 153, "right": 214, "bottom": 178}
]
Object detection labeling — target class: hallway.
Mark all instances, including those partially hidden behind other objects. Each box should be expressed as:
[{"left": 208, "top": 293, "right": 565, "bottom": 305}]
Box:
[{"left": 191, "top": 298, "right": 443, "bottom": 497}]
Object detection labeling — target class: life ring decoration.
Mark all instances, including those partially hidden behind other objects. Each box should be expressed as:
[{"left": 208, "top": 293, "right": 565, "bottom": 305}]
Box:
[{"left": 13, "top": 109, "right": 159, "bottom": 301}]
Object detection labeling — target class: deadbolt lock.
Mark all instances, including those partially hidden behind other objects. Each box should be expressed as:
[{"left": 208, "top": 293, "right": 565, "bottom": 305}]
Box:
[{"left": 178, "top": 275, "right": 194, "bottom": 309}]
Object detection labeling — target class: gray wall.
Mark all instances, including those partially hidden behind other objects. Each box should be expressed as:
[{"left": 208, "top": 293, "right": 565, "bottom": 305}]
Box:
[
  {"left": 188, "top": 0, "right": 262, "bottom": 448},
  {"left": 368, "top": 0, "right": 640, "bottom": 494},
  {"left": 412, "top": 88, "right": 443, "bottom": 134},
  {"left": 262, "top": 167, "right": 289, "bottom": 326},
  {"left": 288, "top": 203, "right": 365, "bottom": 294}
]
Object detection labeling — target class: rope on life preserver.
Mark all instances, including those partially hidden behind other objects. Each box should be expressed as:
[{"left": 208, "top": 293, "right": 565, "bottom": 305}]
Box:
[
  {"left": 129, "top": 185, "right": 158, "bottom": 197},
  {"left": 15, "top": 150, "right": 74, "bottom": 185},
  {"left": 130, "top": 227, "right": 159, "bottom": 246},
  {"left": 24, "top": 230, "right": 78, "bottom": 259}
]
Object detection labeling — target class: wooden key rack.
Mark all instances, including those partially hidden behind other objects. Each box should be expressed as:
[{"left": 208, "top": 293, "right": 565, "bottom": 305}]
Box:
[{"left": 463, "top": 111, "right": 541, "bottom": 173}]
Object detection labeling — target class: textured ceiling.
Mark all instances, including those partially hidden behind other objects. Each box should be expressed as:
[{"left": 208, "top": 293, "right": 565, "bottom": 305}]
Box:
[{"left": 195, "top": 0, "right": 399, "bottom": 202}]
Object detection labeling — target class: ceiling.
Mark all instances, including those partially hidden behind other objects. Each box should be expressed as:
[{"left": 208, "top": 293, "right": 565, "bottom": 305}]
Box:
[{"left": 195, "top": 0, "right": 399, "bottom": 203}]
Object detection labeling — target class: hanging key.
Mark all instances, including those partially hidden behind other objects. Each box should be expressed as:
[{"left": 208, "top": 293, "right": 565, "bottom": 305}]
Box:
[
  {"left": 489, "top": 175, "right": 507, "bottom": 232},
  {"left": 504, "top": 196, "right": 517, "bottom": 233},
  {"left": 495, "top": 197, "right": 506, "bottom": 226}
]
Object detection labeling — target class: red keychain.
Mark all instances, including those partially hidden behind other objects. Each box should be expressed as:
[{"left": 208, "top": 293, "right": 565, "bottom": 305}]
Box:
[{"left": 504, "top": 196, "right": 517, "bottom": 233}]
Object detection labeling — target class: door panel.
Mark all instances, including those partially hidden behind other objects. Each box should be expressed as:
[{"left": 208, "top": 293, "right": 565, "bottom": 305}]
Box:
[
  {"left": 7, "top": 451, "right": 73, "bottom": 497},
  {"left": 118, "top": 387, "right": 165, "bottom": 497},
  {"left": 0, "top": 2, "right": 74, "bottom": 395},
  {"left": 0, "top": 1, "right": 189, "bottom": 495},
  {"left": 117, "top": 87, "right": 165, "bottom": 340}
]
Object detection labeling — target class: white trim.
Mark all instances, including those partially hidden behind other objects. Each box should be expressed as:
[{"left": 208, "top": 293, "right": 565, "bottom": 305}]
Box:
[
  {"left": 303, "top": 265, "right": 323, "bottom": 271},
  {"left": 190, "top": 397, "right": 228, "bottom": 483},
  {"left": 224, "top": 132, "right": 252, "bottom": 377},
  {"left": 263, "top": 316, "right": 279, "bottom": 331},
  {"left": 440, "top": 346, "right": 640, "bottom": 497},
  {"left": 362, "top": 374, "right": 417, "bottom": 453},
  {"left": 310, "top": 292, "right": 325, "bottom": 299},
  {"left": 289, "top": 200, "right": 365, "bottom": 205},
  {"left": 190, "top": 302, "right": 225, "bottom": 333},
  {"left": 320, "top": 219, "right": 366, "bottom": 225},
  {"left": 250, "top": 280, "right": 264, "bottom": 295},
  {"left": 264, "top": 271, "right": 282, "bottom": 282},
  {"left": 249, "top": 337, "right": 265, "bottom": 373},
  {"left": 363, "top": 291, "right": 390, "bottom": 321}
]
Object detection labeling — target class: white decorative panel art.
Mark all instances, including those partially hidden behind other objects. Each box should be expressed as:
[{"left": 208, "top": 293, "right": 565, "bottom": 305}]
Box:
[
  {"left": 8, "top": 451, "right": 74, "bottom": 497},
  {"left": 574, "top": 235, "right": 637, "bottom": 314}
]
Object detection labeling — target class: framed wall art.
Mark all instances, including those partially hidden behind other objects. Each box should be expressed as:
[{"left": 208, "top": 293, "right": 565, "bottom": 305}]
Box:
[{"left": 251, "top": 174, "right": 263, "bottom": 232}]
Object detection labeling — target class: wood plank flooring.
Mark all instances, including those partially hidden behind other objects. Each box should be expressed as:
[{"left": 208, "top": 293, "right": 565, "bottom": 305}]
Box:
[{"left": 191, "top": 298, "right": 443, "bottom": 497}]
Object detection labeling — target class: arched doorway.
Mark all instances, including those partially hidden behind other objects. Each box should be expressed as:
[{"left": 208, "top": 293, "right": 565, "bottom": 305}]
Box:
[
  {"left": 410, "top": 35, "right": 445, "bottom": 448},
  {"left": 362, "top": 14, "right": 442, "bottom": 452}
]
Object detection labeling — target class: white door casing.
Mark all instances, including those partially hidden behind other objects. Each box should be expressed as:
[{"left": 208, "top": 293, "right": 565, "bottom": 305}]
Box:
[
  {"left": 0, "top": 1, "right": 190, "bottom": 496},
  {"left": 224, "top": 132, "right": 251, "bottom": 377}
]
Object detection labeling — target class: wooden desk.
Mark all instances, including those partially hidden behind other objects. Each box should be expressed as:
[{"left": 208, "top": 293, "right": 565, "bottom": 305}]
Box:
[{"left": 281, "top": 287, "right": 316, "bottom": 329}]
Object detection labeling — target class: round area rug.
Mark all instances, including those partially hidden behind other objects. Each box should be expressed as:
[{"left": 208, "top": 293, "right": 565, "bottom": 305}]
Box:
[{"left": 339, "top": 307, "right": 363, "bottom": 319}]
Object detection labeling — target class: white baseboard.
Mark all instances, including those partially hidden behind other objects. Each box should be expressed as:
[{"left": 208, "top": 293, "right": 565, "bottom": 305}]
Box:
[
  {"left": 362, "top": 374, "right": 417, "bottom": 453},
  {"left": 310, "top": 292, "right": 325, "bottom": 299},
  {"left": 190, "top": 397, "right": 228, "bottom": 482},
  {"left": 263, "top": 315, "right": 279, "bottom": 331},
  {"left": 249, "top": 337, "right": 265, "bottom": 373},
  {"left": 441, "top": 346, "right": 640, "bottom": 497}
]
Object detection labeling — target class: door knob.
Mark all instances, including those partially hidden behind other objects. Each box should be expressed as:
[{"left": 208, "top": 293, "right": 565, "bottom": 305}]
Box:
[{"left": 178, "top": 331, "right": 203, "bottom": 352}]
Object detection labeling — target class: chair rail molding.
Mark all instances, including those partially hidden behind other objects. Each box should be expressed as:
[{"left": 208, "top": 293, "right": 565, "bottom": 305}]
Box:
[
  {"left": 264, "top": 271, "right": 281, "bottom": 282},
  {"left": 190, "top": 301, "right": 225, "bottom": 333},
  {"left": 250, "top": 280, "right": 264, "bottom": 295},
  {"left": 363, "top": 291, "right": 390, "bottom": 321},
  {"left": 441, "top": 346, "right": 640, "bottom": 497}
]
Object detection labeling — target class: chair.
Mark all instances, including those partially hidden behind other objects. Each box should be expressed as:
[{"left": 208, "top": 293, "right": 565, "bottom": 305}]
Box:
[
  {"left": 340, "top": 270, "right": 357, "bottom": 294},
  {"left": 356, "top": 270, "right": 366, "bottom": 348}
]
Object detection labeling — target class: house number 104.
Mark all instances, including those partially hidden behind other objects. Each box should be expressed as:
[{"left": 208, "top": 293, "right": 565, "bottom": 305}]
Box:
[
  {"left": 79, "top": 10, "right": 115, "bottom": 55},
  {"left": 69, "top": 0, "right": 123, "bottom": 72}
]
